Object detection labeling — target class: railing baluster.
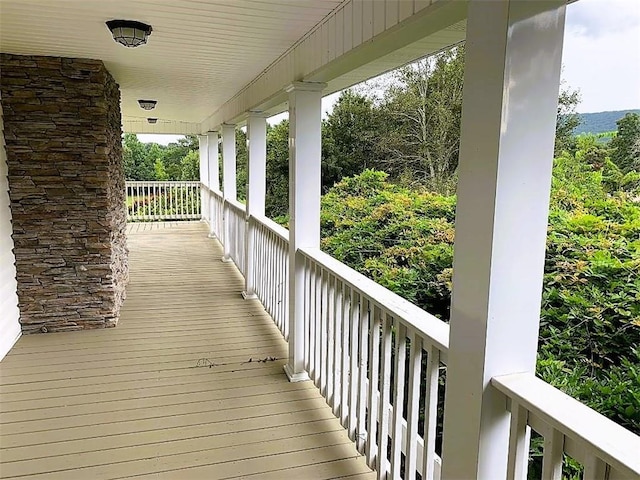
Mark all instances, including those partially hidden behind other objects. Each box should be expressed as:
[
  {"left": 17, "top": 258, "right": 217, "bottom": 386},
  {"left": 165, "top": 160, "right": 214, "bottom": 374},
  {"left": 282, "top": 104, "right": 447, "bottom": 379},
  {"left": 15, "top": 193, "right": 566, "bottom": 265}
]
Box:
[
  {"left": 340, "top": 283, "right": 350, "bottom": 427},
  {"left": 405, "top": 331, "right": 422, "bottom": 480},
  {"left": 332, "top": 278, "right": 343, "bottom": 416},
  {"left": 584, "top": 457, "right": 608, "bottom": 480},
  {"left": 366, "top": 305, "right": 381, "bottom": 469},
  {"left": 541, "top": 428, "right": 564, "bottom": 480},
  {"left": 391, "top": 322, "right": 407, "bottom": 480},
  {"left": 357, "top": 296, "right": 370, "bottom": 453},
  {"left": 422, "top": 344, "right": 440, "bottom": 480},
  {"left": 506, "top": 401, "right": 530, "bottom": 480},
  {"left": 313, "top": 262, "right": 321, "bottom": 387},
  {"left": 327, "top": 274, "right": 335, "bottom": 405},
  {"left": 348, "top": 289, "right": 360, "bottom": 441},
  {"left": 320, "top": 267, "right": 329, "bottom": 397},
  {"left": 377, "top": 311, "right": 393, "bottom": 477}
]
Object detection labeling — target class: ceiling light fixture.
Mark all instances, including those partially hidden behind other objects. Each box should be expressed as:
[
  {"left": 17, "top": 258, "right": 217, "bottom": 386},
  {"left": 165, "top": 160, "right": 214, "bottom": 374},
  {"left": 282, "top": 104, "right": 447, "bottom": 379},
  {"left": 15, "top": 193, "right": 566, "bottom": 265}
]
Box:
[
  {"left": 138, "top": 99, "right": 157, "bottom": 110},
  {"left": 106, "top": 20, "right": 153, "bottom": 48},
  {"left": 147, "top": 118, "right": 158, "bottom": 124}
]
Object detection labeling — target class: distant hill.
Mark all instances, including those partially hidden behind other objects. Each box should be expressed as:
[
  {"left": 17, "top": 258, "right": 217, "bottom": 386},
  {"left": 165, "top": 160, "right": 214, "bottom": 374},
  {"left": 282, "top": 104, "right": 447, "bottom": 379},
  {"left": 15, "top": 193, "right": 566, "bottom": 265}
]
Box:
[{"left": 575, "top": 109, "right": 640, "bottom": 135}]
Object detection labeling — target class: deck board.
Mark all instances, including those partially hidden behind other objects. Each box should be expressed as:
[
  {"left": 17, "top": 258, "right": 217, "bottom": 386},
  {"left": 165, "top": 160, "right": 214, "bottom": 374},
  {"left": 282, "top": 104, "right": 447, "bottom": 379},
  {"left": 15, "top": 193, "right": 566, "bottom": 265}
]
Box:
[{"left": 0, "top": 221, "right": 374, "bottom": 480}]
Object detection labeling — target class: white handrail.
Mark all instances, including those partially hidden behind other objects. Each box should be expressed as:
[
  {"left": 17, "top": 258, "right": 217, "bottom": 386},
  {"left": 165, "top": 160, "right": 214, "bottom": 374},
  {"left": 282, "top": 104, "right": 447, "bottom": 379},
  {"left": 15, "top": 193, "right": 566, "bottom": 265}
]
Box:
[
  {"left": 298, "top": 247, "right": 449, "bottom": 357},
  {"left": 298, "top": 246, "right": 449, "bottom": 479},
  {"left": 126, "top": 181, "right": 201, "bottom": 221},
  {"left": 492, "top": 373, "right": 640, "bottom": 479}
]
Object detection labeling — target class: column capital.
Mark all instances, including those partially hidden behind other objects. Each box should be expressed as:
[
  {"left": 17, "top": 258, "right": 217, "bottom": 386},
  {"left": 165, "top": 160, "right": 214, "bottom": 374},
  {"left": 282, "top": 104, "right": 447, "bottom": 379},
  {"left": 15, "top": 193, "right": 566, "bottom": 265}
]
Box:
[{"left": 285, "top": 81, "right": 327, "bottom": 94}]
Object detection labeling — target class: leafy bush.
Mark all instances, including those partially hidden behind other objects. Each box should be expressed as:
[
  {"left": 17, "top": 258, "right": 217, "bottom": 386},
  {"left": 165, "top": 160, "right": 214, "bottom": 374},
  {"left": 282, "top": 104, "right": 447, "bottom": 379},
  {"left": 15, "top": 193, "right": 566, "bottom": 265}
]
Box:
[{"left": 320, "top": 148, "right": 640, "bottom": 435}]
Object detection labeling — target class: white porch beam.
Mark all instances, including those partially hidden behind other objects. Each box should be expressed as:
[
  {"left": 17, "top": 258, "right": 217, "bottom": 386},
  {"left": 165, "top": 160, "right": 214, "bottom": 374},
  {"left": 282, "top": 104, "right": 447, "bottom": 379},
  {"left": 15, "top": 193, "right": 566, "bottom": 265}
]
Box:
[
  {"left": 198, "top": 134, "right": 209, "bottom": 222},
  {"left": 201, "top": 0, "right": 466, "bottom": 130},
  {"left": 243, "top": 113, "right": 267, "bottom": 299},
  {"left": 440, "top": 1, "right": 567, "bottom": 479},
  {"left": 123, "top": 119, "right": 201, "bottom": 135},
  {"left": 284, "top": 81, "right": 326, "bottom": 383},
  {"left": 221, "top": 124, "right": 237, "bottom": 202},
  {"left": 207, "top": 131, "right": 220, "bottom": 192},
  {"left": 207, "top": 131, "right": 220, "bottom": 239}
]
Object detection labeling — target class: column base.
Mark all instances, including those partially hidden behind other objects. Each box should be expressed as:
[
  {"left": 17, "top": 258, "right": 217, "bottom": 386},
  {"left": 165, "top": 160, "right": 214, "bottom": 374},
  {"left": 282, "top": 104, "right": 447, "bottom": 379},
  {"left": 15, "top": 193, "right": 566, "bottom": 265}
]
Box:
[
  {"left": 208, "top": 233, "right": 217, "bottom": 239},
  {"left": 221, "top": 255, "right": 231, "bottom": 263},
  {"left": 284, "top": 364, "right": 310, "bottom": 383},
  {"left": 241, "top": 291, "right": 257, "bottom": 300}
]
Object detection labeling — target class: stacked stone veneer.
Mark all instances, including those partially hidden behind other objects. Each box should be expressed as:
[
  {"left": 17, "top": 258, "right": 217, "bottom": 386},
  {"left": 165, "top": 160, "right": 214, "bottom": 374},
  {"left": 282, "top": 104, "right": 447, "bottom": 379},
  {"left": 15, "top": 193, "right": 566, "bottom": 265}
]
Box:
[{"left": 0, "top": 54, "right": 128, "bottom": 333}]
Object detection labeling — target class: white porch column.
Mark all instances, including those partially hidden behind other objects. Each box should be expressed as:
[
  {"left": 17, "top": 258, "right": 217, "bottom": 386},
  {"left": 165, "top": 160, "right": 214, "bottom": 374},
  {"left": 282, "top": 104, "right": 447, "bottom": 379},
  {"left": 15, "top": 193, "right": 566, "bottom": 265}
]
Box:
[
  {"left": 284, "top": 81, "right": 326, "bottom": 382},
  {"left": 440, "top": 1, "right": 566, "bottom": 479},
  {"left": 221, "top": 124, "right": 237, "bottom": 201},
  {"left": 207, "top": 130, "right": 219, "bottom": 238},
  {"left": 242, "top": 113, "right": 267, "bottom": 299},
  {"left": 221, "top": 124, "right": 236, "bottom": 262},
  {"left": 198, "top": 134, "right": 209, "bottom": 221}
]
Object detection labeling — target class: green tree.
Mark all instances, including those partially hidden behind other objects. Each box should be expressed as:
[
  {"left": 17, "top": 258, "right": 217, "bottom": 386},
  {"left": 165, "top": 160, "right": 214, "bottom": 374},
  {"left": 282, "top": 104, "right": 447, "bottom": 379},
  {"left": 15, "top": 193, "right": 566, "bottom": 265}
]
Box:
[
  {"left": 265, "top": 120, "right": 290, "bottom": 219},
  {"left": 179, "top": 150, "right": 200, "bottom": 181},
  {"left": 322, "top": 90, "right": 381, "bottom": 190},
  {"left": 610, "top": 113, "right": 640, "bottom": 173},
  {"left": 555, "top": 80, "right": 582, "bottom": 155},
  {"left": 377, "top": 46, "right": 465, "bottom": 194},
  {"left": 123, "top": 133, "right": 154, "bottom": 180},
  {"left": 153, "top": 158, "right": 168, "bottom": 181}
]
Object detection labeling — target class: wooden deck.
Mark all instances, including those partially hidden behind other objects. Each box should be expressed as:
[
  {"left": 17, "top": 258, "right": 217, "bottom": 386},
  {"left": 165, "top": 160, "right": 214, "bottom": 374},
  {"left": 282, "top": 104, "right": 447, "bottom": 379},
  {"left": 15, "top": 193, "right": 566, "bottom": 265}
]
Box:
[{"left": 0, "top": 222, "right": 373, "bottom": 480}]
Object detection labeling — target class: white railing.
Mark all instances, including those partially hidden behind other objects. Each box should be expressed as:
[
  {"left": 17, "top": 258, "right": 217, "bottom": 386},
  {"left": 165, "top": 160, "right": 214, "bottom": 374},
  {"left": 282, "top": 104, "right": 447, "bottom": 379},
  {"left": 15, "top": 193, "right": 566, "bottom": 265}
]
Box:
[
  {"left": 299, "top": 247, "right": 449, "bottom": 480},
  {"left": 126, "top": 181, "right": 200, "bottom": 221},
  {"left": 224, "top": 199, "right": 247, "bottom": 274},
  {"left": 250, "top": 215, "right": 290, "bottom": 339},
  {"left": 203, "top": 194, "right": 639, "bottom": 480},
  {"left": 493, "top": 373, "right": 640, "bottom": 480},
  {"left": 208, "top": 188, "right": 224, "bottom": 240}
]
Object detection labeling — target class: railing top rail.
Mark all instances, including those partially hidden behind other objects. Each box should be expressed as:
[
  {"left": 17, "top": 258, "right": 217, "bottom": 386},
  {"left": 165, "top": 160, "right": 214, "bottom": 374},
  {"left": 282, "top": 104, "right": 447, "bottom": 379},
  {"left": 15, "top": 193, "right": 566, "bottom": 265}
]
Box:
[
  {"left": 299, "top": 246, "right": 450, "bottom": 356},
  {"left": 201, "top": 184, "right": 224, "bottom": 197},
  {"left": 251, "top": 214, "right": 289, "bottom": 243},
  {"left": 492, "top": 372, "right": 640, "bottom": 477},
  {"left": 126, "top": 180, "right": 201, "bottom": 186},
  {"left": 225, "top": 198, "right": 246, "bottom": 213}
]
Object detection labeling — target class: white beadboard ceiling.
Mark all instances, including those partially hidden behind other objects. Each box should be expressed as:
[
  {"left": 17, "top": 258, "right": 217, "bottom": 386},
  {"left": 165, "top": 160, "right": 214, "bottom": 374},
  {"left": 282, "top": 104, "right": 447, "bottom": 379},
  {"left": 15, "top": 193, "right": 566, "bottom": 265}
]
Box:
[{"left": 0, "top": 0, "right": 344, "bottom": 126}]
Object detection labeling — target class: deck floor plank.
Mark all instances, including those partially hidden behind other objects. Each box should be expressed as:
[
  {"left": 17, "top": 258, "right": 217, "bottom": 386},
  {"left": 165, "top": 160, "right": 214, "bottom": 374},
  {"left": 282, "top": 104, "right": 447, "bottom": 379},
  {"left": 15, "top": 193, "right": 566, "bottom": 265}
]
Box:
[{"left": 0, "top": 221, "right": 371, "bottom": 479}]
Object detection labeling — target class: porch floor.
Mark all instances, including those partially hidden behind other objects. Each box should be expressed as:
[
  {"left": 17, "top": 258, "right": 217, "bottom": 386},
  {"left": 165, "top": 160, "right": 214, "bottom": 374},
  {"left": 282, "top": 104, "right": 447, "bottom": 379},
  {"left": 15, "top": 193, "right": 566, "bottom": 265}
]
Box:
[{"left": 0, "top": 222, "right": 373, "bottom": 479}]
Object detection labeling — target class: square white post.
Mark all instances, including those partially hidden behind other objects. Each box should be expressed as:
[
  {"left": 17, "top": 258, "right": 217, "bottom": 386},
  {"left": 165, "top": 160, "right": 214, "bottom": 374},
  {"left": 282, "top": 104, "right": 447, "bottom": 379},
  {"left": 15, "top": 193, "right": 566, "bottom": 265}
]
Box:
[
  {"left": 440, "top": 1, "right": 566, "bottom": 479},
  {"left": 243, "top": 113, "right": 267, "bottom": 299},
  {"left": 284, "top": 81, "right": 326, "bottom": 382},
  {"left": 221, "top": 124, "right": 236, "bottom": 261},
  {"left": 198, "top": 134, "right": 209, "bottom": 221},
  {"left": 207, "top": 130, "right": 219, "bottom": 238},
  {"left": 221, "top": 124, "right": 237, "bottom": 201}
]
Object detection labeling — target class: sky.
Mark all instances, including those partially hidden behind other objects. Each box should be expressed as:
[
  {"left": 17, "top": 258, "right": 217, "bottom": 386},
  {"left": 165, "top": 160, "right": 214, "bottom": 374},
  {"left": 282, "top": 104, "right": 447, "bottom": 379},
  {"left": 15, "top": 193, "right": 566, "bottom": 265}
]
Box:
[{"left": 139, "top": 0, "right": 640, "bottom": 146}]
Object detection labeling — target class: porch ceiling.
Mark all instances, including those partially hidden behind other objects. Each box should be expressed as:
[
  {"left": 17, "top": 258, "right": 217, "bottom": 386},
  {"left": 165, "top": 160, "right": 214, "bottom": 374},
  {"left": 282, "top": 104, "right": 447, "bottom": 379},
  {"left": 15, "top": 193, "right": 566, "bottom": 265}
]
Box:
[{"left": 0, "top": 0, "right": 344, "bottom": 127}]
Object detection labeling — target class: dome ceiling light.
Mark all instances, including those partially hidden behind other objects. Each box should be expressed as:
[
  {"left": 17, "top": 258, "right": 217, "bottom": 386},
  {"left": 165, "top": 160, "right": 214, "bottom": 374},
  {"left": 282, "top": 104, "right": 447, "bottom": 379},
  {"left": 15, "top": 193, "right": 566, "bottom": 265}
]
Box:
[
  {"left": 106, "top": 20, "right": 153, "bottom": 48},
  {"left": 147, "top": 118, "right": 158, "bottom": 124},
  {"left": 138, "top": 99, "right": 157, "bottom": 110}
]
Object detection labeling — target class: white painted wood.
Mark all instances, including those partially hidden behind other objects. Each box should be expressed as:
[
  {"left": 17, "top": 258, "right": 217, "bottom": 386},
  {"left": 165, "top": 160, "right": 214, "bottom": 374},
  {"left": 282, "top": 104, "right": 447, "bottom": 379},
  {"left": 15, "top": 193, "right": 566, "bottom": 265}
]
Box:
[
  {"left": 298, "top": 247, "right": 449, "bottom": 357},
  {"left": 422, "top": 345, "right": 439, "bottom": 480},
  {"left": 377, "top": 312, "right": 393, "bottom": 477},
  {"left": 506, "top": 402, "right": 530, "bottom": 480},
  {"left": 207, "top": 131, "right": 220, "bottom": 192},
  {"left": 333, "top": 280, "right": 344, "bottom": 416},
  {"left": 348, "top": 290, "right": 360, "bottom": 441},
  {"left": 492, "top": 373, "right": 640, "bottom": 478},
  {"left": 125, "top": 182, "right": 201, "bottom": 222},
  {"left": 404, "top": 332, "right": 422, "bottom": 480},
  {"left": 440, "top": 1, "right": 567, "bottom": 478},
  {"left": 390, "top": 322, "right": 407, "bottom": 480},
  {"left": 366, "top": 305, "right": 381, "bottom": 469},
  {"left": 221, "top": 124, "right": 237, "bottom": 202},
  {"left": 207, "top": 131, "right": 220, "bottom": 237},
  {"left": 356, "top": 297, "right": 369, "bottom": 453},
  {"left": 0, "top": 111, "right": 21, "bottom": 362},
  {"left": 201, "top": 0, "right": 467, "bottom": 130},
  {"left": 584, "top": 457, "right": 609, "bottom": 480},
  {"left": 284, "top": 82, "right": 324, "bottom": 383},
  {"left": 198, "top": 135, "right": 208, "bottom": 222},
  {"left": 243, "top": 114, "right": 266, "bottom": 298},
  {"left": 542, "top": 428, "right": 564, "bottom": 480}
]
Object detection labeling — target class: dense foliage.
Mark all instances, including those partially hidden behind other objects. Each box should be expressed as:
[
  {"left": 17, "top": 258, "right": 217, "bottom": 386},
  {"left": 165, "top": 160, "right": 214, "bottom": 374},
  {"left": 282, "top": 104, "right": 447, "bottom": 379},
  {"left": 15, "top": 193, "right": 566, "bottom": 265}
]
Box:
[
  {"left": 123, "top": 133, "right": 200, "bottom": 181},
  {"left": 319, "top": 138, "right": 640, "bottom": 435}
]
